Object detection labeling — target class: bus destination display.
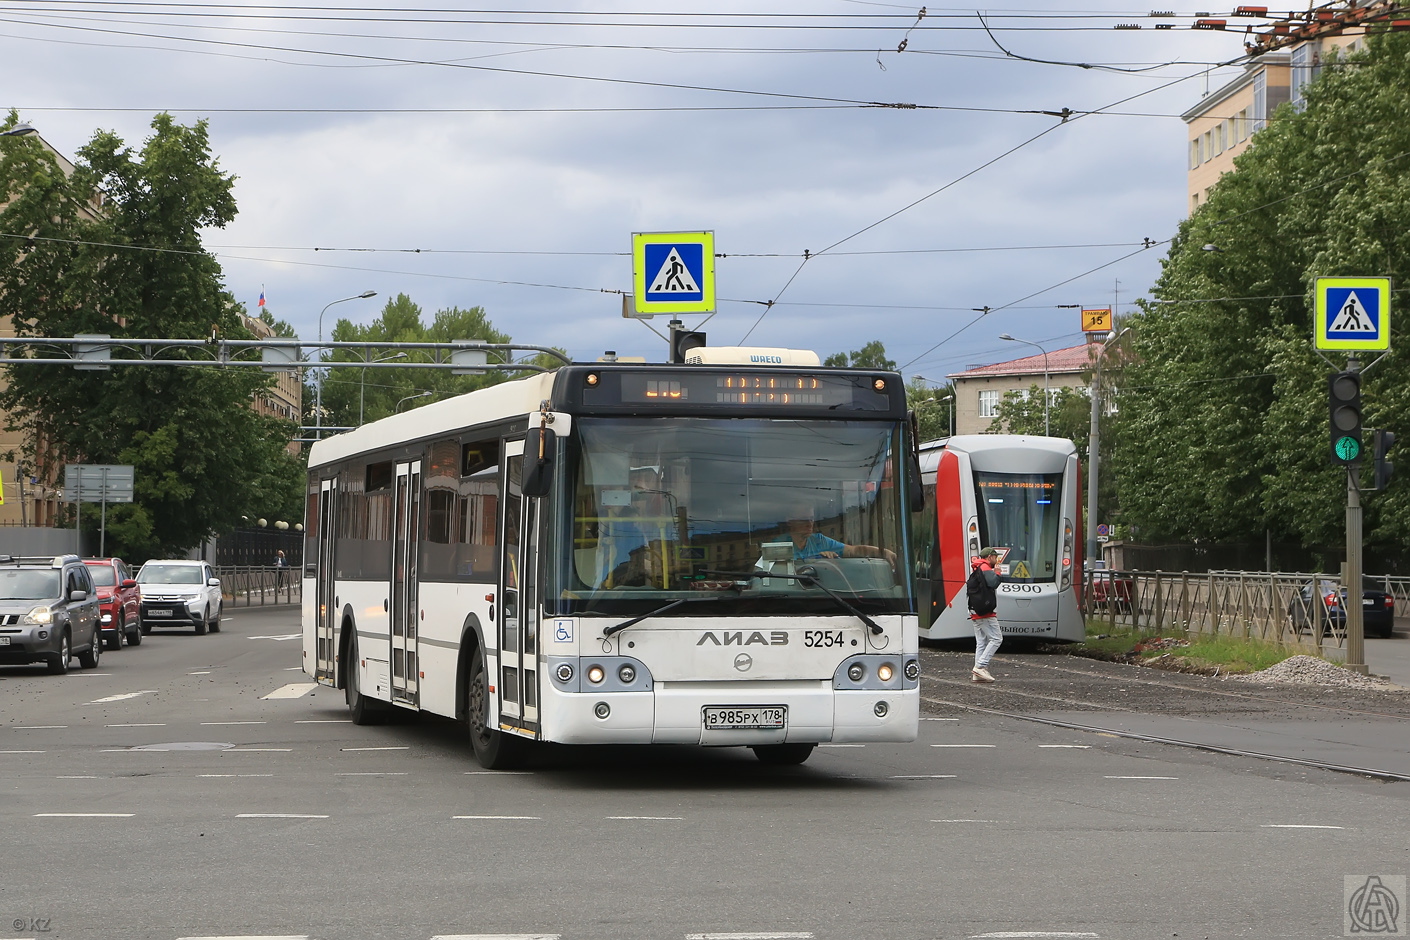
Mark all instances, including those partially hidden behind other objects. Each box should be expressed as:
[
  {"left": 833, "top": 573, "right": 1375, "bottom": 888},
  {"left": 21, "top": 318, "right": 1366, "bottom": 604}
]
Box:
[{"left": 620, "top": 372, "right": 885, "bottom": 409}]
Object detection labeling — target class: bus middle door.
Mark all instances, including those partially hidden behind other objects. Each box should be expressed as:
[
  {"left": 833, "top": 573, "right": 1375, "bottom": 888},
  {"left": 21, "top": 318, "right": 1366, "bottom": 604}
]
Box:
[
  {"left": 314, "top": 477, "right": 338, "bottom": 684},
  {"left": 390, "top": 459, "right": 422, "bottom": 706},
  {"left": 497, "top": 443, "right": 540, "bottom": 734}
]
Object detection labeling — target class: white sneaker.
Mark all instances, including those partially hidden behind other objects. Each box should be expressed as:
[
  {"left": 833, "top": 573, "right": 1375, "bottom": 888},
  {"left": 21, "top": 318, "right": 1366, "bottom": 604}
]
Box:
[{"left": 973, "top": 667, "right": 995, "bottom": 683}]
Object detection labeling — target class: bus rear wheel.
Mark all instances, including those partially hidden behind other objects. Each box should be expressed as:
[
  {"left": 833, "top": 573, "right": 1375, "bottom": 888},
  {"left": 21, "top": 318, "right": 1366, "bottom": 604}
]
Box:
[
  {"left": 752, "top": 743, "right": 815, "bottom": 765},
  {"left": 467, "top": 645, "right": 522, "bottom": 770}
]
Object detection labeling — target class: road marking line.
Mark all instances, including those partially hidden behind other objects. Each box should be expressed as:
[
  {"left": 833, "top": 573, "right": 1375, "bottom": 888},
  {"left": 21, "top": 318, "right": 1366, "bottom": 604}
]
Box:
[
  {"left": 931, "top": 744, "right": 996, "bottom": 748},
  {"left": 236, "top": 813, "right": 328, "bottom": 819},
  {"left": 606, "top": 816, "right": 684, "bottom": 820},
  {"left": 431, "top": 935, "right": 561, "bottom": 940},
  {"left": 463, "top": 771, "right": 533, "bottom": 775},
  {"left": 107, "top": 723, "right": 166, "bottom": 727},
  {"left": 248, "top": 634, "right": 301, "bottom": 641},
  {"left": 33, "top": 812, "right": 133, "bottom": 817},
  {"left": 922, "top": 717, "right": 961, "bottom": 720},
  {"left": 686, "top": 934, "right": 815, "bottom": 940},
  {"left": 452, "top": 815, "right": 541, "bottom": 820},
  {"left": 200, "top": 774, "right": 275, "bottom": 778},
  {"left": 1104, "top": 775, "right": 1177, "bottom": 780},
  {"left": 819, "top": 743, "right": 865, "bottom": 748},
  {"left": 177, "top": 935, "right": 309, "bottom": 939},
  {"left": 892, "top": 774, "right": 958, "bottom": 779},
  {"left": 341, "top": 746, "right": 409, "bottom": 751},
  {"left": 56, "top": 775, "right": 100, "bottom": 779},
  {"left": 0, "top": 749, "right": 45, "bottom": 753},
  {"left": 1261, "top": 824, "right": 1345, "bottom": 829},
  {"left": 283, "top": 666, "right": 304, "bottom": 671},
  {"left": 189, "top": 671, "right": 212, "bottom": 675},
  {"left": 262, "top": 683, "right": 316, "bottom": 700},
  {"left": 969, "top": 933, "right": 1100, "bottom": 938},
  {"left": 224, "top": 748, "right": 293, "bottom": 752},
  {"left": 12, "top": 725, "right": 66, "bottom": 729},
  {"left": 931, "top": 819, "right": 997, "bottom": 823},
  {"left": 1039, "top": 745, "right": 1092, "bottom": 748},
  {"left": 85, "top": 690, "right": 157, "bottom": 704},
  {"left": 335, "top": 771, "right": 409, "bottom": 776},
  {"left": 200, "top": 721, "right": 267, "bottom": 725},
  {"left": 72, "top": 672, "right": 112, "bottom": 676},
  {"left": 295, "top": 719, "right": 350, "bottom": 723}
]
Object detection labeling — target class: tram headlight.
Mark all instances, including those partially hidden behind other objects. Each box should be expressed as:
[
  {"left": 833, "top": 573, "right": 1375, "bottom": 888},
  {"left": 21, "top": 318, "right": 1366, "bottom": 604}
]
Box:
[
  {"left": 617, "top": 664, "right": 636, "bottom": 684},
  {"left": 555, "top": 663, "right": 574, "bottom": 683},
  {"left": 874, "top": 700, "right": 889, "bottom": 718},
  {"left": 877, "top": 663, "right": 894, "bottom": 682},
  {"left": 587, "top": 665, "right": 605, "bottom": 684},
  {"left": 594, "top": 702, "right": 610, "bottom": 719},
  {"left": 847, "top": 662, "right": 865, "bottom": 682},
  {"left": 904, "top": 659, "right": 920, "bottom": 681}
]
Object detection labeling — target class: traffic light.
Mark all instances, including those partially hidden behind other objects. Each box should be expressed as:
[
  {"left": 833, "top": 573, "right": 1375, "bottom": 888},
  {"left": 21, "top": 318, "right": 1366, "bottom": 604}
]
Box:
[
  {"left": 1329, "top": 370, "right": 1362, "bottom": 465},
  {"left": 669, "top": 326, "right": 707, "bottom": 363},
  {"left": 1373, "top": 428, "right": 1396, "bottom": 490}
]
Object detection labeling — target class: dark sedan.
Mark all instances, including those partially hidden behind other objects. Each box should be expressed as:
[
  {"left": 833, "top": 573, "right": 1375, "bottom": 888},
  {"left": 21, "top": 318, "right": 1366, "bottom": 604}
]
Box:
[{"left": 1288, "top": 578, "right": 1396, "bottom": 639}]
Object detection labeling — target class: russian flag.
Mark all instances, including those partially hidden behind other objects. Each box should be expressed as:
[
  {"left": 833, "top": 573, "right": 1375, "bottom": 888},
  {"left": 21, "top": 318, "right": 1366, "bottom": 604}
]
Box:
[{"left": 258, "top": 288, "right": 266, "bottom": 308}]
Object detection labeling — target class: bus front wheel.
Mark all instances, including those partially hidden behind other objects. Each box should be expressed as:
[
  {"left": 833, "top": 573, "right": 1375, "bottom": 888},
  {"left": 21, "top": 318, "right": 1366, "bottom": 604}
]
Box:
[
  {"left": 752, "top": 743, "right": 815, "bottom": 766},
  {"left": 467, "top": 646, "right": 522, "bottom": 770},
  {"left": 346, "top": 635, "right": 385, "bottom": 726}
]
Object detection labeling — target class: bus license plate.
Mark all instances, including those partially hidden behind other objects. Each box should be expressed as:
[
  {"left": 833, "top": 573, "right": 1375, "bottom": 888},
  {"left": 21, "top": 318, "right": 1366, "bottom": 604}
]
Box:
[{"left": 703, "top": 706, "right": 787, "bottom": 731}]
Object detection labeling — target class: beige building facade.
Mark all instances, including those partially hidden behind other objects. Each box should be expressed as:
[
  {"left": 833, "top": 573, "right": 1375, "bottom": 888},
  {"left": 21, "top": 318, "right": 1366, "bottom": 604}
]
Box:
[{"left": 946, "top": 343, "right": 1099, "bottom": 437}]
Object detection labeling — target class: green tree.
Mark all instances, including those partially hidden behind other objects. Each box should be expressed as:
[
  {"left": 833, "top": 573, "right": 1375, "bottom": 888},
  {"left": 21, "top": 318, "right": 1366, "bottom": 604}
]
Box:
[
  {"left": 1113, "top": 34, "right": 1410, "bottom": 566},
  {"left": 0, "top": 112, "right": 302, "bottom": 559},
  {"left": 824, "top": 340, "right": 897, "bottom": 371},
  {"left": 906, "top": 376, "right": 954, "bottom": 441}
]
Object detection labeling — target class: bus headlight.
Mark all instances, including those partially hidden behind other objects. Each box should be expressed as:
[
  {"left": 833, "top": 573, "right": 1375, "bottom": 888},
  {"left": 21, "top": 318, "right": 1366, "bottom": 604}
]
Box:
[
  {"left": 847, "top": 662, "right": 865, "bottom": 682},
  {"left": 617, "top": 664, "right": 636, "bottom": 684},
  {"left": 587, "top": 665, "right": 605, "bottom": 684},
  {"left": 877, "top": 663, "right": 894, "bottom": 682},
  {"left": 555, "top": 663, "right": 574, "bottom": 683},
  {"left": 904, "top": 659, "right": 920, "bottom": 680}
]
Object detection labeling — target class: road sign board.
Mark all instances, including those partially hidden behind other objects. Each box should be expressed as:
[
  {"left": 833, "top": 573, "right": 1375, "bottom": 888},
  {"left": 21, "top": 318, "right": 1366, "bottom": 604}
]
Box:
[
  {"left": 632, "top": 231, "right": 715, "bottom": 315},
  {"left": 1316, "top": 276, "right": 1392, "bottom": 351},
  {"left": 63, "top": 464, "right": 134, "bottom": 503},
  {"left": 1096, "top": 524, "right": 1111, "bottom": 537},
  {"left": 1082, "top": 308, "right": 1112, "bottom": 333}
]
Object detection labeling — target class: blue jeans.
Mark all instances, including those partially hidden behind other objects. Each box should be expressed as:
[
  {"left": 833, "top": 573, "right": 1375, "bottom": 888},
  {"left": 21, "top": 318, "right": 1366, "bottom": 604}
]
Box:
[{"left": 972, "top": 616, "right": 1003, "bottom": 669}]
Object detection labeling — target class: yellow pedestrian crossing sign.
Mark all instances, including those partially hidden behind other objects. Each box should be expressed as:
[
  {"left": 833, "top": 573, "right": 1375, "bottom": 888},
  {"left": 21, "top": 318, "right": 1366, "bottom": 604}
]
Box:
[
  {"left": 632, "top": 231, "right": 715, "bottom": 316},
  {"left": 1316, "top": 276, "right": 1391, "bottom": 351}
]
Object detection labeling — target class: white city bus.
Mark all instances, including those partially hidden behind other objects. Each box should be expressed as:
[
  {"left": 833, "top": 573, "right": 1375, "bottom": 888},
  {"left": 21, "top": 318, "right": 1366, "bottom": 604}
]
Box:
[
  {"left": 302, "top": 350, "right": 921, "bottom": 767},
  {"left": 913, "top": 435, "right": 1084, "bottom": 642}
]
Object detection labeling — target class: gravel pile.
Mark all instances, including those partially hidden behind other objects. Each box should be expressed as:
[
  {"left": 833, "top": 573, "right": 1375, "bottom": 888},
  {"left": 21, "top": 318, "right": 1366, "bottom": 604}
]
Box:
[{"left": 1236, "top": 654, "right": 1404, "bottom": 690}]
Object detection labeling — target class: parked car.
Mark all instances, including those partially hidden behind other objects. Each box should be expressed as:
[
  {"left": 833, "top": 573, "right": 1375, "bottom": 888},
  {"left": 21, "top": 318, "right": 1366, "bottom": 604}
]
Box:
[
  {"left": 136, "top": 560, "right": 223, "bottom": 635},
  {"left": 84, "top": 557, "right": 141, "bottom": 650},
  {"left": 1088, "top": 570, "right": 1134, "bottom": 612},
  {"left": 0, "top": 554, "right": 102, "bottom": 674},
  {"left": 1288, "top": 578, "right": 1395, "bottom": 639}
]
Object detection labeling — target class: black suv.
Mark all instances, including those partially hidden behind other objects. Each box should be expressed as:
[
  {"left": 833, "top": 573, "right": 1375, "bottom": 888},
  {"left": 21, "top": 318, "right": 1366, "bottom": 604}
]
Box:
[{"left": 0, "top": 554, "right": 102, "bottom": 674}]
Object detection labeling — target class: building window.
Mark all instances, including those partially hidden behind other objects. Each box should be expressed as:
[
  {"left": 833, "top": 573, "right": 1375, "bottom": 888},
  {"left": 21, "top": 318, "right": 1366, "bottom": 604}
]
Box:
[
  {"left": 1202, "top": 130, "right": 1212, "bottom": 161},
  {"left": 1238, "top": 108, "right": 1250, "bottom": 141},
  {"left": 1215, "top": 123, "right": 1224, "bottom": 155},
  {"left": 1191, "top": 192, "right": 1201, "bottom": 212},
  {"left": 978, "top": 390, "right": 1000, "bottom": 418},
  {"left": 1290, "top": 43, "right": 1320, "bottom": 110},
  {"left": 1189, "top": 139, "right": 1200, "bottom": 170},
  {"left": 1253, "top": 69, "right": 1267, "bottom": 132}
]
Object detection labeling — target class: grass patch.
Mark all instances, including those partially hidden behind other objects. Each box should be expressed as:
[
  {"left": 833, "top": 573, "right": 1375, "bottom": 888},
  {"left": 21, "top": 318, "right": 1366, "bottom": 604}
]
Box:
[{"left": 1071, "top": 620, "right": 1299, "bottom": 674}]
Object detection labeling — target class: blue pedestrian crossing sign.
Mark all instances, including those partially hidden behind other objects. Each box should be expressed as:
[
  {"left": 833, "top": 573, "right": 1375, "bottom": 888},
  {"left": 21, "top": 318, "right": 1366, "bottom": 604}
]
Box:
[
  {"left": 1315, "top": 276, "right": 1392, "bottom": 351},
  {"left": 632, "top": 231, "right": 715, "bottom": 315}
]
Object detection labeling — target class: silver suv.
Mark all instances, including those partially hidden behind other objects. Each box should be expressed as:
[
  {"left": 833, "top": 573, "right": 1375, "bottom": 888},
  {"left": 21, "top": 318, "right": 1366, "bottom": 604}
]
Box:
[
  {"left": 0, "top": 554, "right": 102, "bottom": 674},
  {"left": 136, "top": 560, "right": 223, "bottom": 635}
]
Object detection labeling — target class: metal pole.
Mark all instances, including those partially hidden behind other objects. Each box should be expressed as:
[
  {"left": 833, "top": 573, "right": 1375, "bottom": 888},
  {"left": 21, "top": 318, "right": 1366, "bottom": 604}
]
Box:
[
  {"left": 1087, "top": 348, "right": 1101, "bottom": 570},
  {"left": 100, "top": 467, "right": 108, "bottom": 557},
  {"left": 1345, "top": 354, "right": 1367, "bottom": 673},
  {"left": 75, "top": 473, "right": 81, "bottom": 556},
  {"left": 1041, "top": 348, "right": 1050, "bottom": 436}
]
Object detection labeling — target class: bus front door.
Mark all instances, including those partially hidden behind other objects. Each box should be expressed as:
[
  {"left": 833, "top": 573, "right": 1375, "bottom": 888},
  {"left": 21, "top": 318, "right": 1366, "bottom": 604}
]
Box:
[
  {"left": 390, "top": 459, "right": 422, "bottom": 706},
  {"left": 314, "top": 478, "right": 338, "bottom": 683},
  {"left": 497, "top": 444, "right": 540, "bottom": 733}
]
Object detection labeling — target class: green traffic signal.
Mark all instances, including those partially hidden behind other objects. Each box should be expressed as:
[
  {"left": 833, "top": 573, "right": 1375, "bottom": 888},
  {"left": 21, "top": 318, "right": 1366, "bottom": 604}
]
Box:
[{"left": 1335, "top": 435, "right": 1361, "bottom": 461}]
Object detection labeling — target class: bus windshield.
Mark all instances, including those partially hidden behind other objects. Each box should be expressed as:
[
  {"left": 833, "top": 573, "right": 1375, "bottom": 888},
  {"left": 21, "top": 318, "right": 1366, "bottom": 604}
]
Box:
[
  {"left": 974, "top": 471, "right": 1062, "bottom": 583},
  {"left": 554, "top": 417, "right": 909, "bottom": 616}
]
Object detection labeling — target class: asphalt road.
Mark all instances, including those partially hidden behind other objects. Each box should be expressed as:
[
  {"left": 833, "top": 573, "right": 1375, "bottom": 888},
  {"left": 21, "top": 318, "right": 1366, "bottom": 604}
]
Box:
[{"left": 2, "top": 605, "right": 1407, "bottom": 940}]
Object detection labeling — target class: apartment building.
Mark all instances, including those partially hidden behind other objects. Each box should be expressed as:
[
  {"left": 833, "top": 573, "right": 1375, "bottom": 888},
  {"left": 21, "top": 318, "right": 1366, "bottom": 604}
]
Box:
[{"left": 946, "top": 343, "right": 1099, "bottom": 437}]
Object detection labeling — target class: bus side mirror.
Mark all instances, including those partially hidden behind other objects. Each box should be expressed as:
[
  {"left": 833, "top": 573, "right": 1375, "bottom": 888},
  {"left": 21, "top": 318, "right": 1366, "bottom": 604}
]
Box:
[
  {"left": 906, "top": 410, "right": 924, "bottom": 509},
  {"left": 522, "top": 426, "right": 556, "bottom": 498}
]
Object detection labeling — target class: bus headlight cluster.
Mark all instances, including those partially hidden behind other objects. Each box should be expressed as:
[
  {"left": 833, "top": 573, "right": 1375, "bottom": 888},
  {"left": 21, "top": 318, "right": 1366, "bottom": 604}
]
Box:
[
  {"left": 618, "top": 664, "right": 636, "bottom": 684},
  {"left": 847, "top": 662, "right": 865, "bottom": 682},
  {"left": 904, "top": 659, "right": 920, "bottom": 681},
  {"left": 586, "top": 665, "right": 605, "bottom": 684},
  {"left": 877, "top": 663, "right": 894, "bottom": 682},
  {"left": 555, "top": 663, "right": 574, "bottom": 683}
]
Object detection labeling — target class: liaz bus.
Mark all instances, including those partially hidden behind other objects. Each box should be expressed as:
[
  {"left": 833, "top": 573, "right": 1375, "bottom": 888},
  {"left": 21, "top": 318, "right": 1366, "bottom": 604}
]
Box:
[
  {"left": 912, "top": 435, "right": 1084, "bottom": 642},
  {"left": 302, "top": 348, "right": 921, "bottom": 768}
]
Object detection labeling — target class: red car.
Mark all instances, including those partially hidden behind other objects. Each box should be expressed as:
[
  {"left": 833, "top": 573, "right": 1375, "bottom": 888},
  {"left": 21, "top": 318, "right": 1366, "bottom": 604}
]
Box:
[{"left": 84, "top": 558, "right": 142, "bottom": 650}]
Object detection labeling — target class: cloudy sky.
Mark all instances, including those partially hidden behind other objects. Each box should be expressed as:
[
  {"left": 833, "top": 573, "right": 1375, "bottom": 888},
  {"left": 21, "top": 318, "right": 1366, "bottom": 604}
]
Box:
[{"left": 2, "top": 2, "right": 1258, "bottom": 380}]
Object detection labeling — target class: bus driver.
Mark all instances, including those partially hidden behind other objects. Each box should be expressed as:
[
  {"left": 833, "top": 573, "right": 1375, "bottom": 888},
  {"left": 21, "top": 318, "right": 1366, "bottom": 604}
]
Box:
[{"left": 783, "top": 504, "right": 895, "bottom": 566}]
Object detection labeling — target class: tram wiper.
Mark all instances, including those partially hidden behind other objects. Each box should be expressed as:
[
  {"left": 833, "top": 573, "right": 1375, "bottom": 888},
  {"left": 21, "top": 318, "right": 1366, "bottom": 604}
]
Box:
[
  {"left": 701, "top": 568, "right": 885, "bottom": 636},
  {"left": 601, "top": 593, "right": 738, "bottom": 638}
]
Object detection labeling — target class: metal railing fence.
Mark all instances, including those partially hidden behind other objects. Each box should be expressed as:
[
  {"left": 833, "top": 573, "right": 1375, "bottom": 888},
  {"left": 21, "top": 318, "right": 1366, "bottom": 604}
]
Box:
[
  {"left": 1083, "top": 569, "right": 1410, "bottom": 656},
  {"left": 216, "top": 565, "right": 301, "bottom": 607}
]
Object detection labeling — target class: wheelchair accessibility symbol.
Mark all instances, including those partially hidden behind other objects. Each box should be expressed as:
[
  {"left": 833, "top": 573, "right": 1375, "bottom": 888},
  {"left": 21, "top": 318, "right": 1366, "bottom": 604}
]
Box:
[{"left": 553, "top": 619, "right": 574, "bottom": 643}]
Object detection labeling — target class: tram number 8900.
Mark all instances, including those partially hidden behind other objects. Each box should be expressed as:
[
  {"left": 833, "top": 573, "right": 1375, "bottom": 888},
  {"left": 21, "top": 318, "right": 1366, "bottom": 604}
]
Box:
[{"left": 804, "top": 629, "right": 844, "bottom": 648}]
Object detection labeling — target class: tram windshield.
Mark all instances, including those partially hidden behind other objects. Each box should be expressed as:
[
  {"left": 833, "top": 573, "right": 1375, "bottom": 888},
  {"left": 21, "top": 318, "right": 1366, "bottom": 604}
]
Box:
[
  {"left": 554, "top": 417, "right": 910, "bottom": 616},
  {"left": 974, "top": 471, "right": 1062, "bottom": 583}
]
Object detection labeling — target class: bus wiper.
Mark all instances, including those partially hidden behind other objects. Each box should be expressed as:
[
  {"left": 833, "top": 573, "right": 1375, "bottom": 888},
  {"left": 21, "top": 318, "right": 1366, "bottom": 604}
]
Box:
[
  {"left": 601, "top": 593, "right": 737, "bottom": 638},
  {"left": 701, "top": 568, "right": 884, "bottom": 636}
]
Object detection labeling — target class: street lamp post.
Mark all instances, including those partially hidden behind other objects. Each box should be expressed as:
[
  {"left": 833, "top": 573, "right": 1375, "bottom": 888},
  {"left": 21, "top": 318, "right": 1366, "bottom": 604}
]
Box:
[
  {"left": 394, "top": 390, "right": 432, "bottom": 413},
  {"left": 999, "top": 334, "right": 1050, "bottom": 436},
  {"left": 1086, "top": 327, "right": 1130, "bottom": 570},
  {"left": 360, "top": 351, "right": 408, "bottom": 425},
  {"left": 314, "top": 290, "right": 377, "bottom": 438},
  {"left": 0, "top": 124, "right": 37, "bottom": 138}
]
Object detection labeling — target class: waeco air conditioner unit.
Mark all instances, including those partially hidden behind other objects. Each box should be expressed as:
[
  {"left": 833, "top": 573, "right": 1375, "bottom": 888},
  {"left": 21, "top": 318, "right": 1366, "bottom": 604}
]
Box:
[{"left": 683, "top": 346, "right": 822, "bottom": 366}]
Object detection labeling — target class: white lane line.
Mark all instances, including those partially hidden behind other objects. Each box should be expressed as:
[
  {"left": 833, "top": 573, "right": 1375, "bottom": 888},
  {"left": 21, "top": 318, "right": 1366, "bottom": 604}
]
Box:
[
  {"left": 932, "top": 819, "right": 998, "bottom": 823},
  {"left": 248, "top": 634, "right": 301, "bottom": 641},
  {"left": 341, "top": 746, "right": 409, "bottom": 751},
  {"left": 970, "top": 933, "right": 1100, "bottom": 938},
  {"left": 922, "top": 717, "right": 961, "bottom": 721},
  {"left": 189, "top": 671, "right": 212, "bottom": 675},
  {"left": 283, "top": 666, "right": 304, "bottom": 671},
  {"left": 107, "top": 723, "right": 166, "bottom": 728},
  {"left": 464, "top": 771, "right": 533, "bottom": 775},
  {"left": 295, "top": 719, "right": 350, "bottom": 723},
  {"left": 335, "top": 771, "right": 409, "bottom": 776},
  {"left": 819, "top": 743, "right": 865, "bottom": 748},
  {"left": 12, "top": 725, "right": 66, "bottom": 729},
  {"left": 223, "top": 748, "right": 293, "bottom": 752},
  {"left": 56, "top": 775, "right": 100, "bottom": 779},
  {"left": 201, "top": 721, "right": 267, "bottom": 726},
  {"left": 431, "top": 935, "right": 561, "bottom": 940},
  {"left": 71, "top": 672, "right": 112, "bottom": 676},
  {"left": 931, "top": 744, "right": 996, "bottom": 748},
  {"left": 606, "top": 815, "right": 684, "bottom": 820},
  {"left": 686, "top": 934, "right": 815, "bottom": 940},
  {"left": 1261, "top": 824, "right": 1345, "bottom": 829},
  {"left": 1104, "top": 775, "right": 1177, "bottom": 780},
  {"left": 34, "top": 812, "right": 133, "bottom": 817},
  {"left": 85, "top": 690, "right": 157, "bottom": 704},
  {"left": 452, "top": 815, "right": 541, "bottom": 820},
  {"left": 0, "top": 749, "right": 46, "bottom": 754},
  {"left": 177, "top": 935, "right": 309, "bottom": 939},
  {"left": 262, "top": 683, "right": 316, "bottom": 699},
  {"left": 1039, "top": 745, "right": 1091, "bottom": 749},
  {"left": 236, "top": 813, "right": 329, "bottom": 819},
  {"left": 200, "top": 774, "right": 275, "bottom": 778},
  {"left": 892, "top": 774, "right": 958, "bottom": 779}
]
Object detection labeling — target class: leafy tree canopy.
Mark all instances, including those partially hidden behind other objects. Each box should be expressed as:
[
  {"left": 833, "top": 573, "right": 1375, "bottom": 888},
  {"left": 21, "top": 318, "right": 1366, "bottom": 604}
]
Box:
[
  {"left": 1113, "top": 33, "right": 1410, "bottom": 564},
  {"left": 0, "top": 112, "right": 303, "bottom": 560},
  {"left": 824, "top": 339, "right": 897, "bottom": 371}
]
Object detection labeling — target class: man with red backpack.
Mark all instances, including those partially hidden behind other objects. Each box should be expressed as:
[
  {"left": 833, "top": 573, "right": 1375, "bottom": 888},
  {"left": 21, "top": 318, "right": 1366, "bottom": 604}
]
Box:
[{"left": 966, "top": 547, "right": 1002, "bottom": 683}]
